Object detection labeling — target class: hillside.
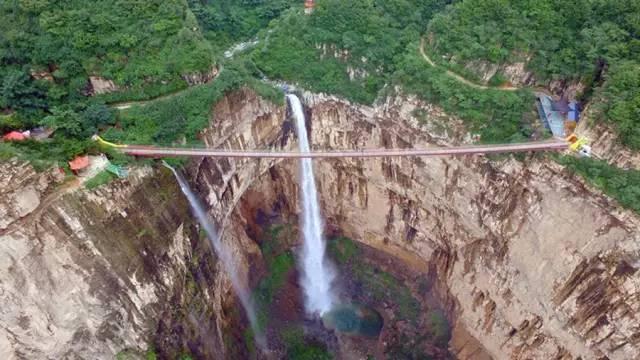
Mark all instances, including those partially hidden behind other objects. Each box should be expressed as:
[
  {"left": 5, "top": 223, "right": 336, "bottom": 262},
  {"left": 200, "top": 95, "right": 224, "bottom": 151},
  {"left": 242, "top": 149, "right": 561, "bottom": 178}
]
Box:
[{"left": 1, "top": 0, "right": 638, "bottom": 207}]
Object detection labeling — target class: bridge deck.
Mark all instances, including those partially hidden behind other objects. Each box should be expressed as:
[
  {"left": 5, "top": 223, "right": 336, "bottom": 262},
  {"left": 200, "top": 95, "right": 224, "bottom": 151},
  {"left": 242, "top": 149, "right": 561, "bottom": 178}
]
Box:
[{"left": 121, "top": 141, "right": 569, "bottom": 158}]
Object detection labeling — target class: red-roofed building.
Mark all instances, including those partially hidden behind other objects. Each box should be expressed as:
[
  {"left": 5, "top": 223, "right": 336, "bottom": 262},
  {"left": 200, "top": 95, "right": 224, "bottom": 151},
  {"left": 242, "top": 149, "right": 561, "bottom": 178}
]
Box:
[
  {"left": 305, "top": 0, "right": 314, "bottom": 14},
  {"left": 2, "top": 131, "right": 26, "bottom": 142},
  {"left": 69, "top": 155, "right": 90, "bottom": 173}
]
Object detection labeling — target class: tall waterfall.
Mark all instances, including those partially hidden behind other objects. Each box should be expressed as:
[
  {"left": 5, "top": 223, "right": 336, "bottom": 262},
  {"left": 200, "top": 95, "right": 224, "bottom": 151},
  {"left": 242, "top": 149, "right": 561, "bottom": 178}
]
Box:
[
  {"left": 288, "top": 94, "right": 337, "bottom": 316},
  {"left": 163, "top": 162, "right": 265, "bottom": 348}
]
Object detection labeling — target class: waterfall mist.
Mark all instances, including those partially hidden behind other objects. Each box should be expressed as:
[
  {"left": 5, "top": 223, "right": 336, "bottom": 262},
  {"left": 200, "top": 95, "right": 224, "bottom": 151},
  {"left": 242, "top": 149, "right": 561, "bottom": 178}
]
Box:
[
  {"left": 287, "top": 94, "right": 337, "bottom": 316},
  {"left": 163, "top": 162, "right": 266, "bottom": 349}
]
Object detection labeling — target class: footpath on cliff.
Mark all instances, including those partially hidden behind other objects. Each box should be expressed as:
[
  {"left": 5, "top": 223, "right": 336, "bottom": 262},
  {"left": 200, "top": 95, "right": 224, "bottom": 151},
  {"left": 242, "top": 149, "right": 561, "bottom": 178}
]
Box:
[{"left": 419, "top": 38, "right": 523, "bottom": 92}]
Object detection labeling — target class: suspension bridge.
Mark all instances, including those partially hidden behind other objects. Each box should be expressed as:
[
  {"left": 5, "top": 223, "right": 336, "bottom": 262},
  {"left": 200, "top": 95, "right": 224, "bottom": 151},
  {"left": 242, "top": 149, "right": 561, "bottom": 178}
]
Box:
[{"left": 94, "top": 136, "right": 570, "bottom": 159}]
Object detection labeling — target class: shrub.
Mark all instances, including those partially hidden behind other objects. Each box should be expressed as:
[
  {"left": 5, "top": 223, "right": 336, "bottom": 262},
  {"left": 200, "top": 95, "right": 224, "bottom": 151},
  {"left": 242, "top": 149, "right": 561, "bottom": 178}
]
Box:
[
  {"left": 558, "top": 156, "right": 640, "bottom": 213},
  {"left": 85, "top": 170, "right": 116, "bottom": 190}
]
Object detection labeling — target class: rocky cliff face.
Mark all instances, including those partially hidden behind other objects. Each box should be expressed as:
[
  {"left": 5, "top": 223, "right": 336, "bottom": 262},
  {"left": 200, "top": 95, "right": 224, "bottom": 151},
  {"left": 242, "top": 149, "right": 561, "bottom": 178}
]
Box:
[
  {"left": 2, "top": 86, "right": 638, "bottom": 359},
  {"left": 0, "top": 162, "right": 231, "bottom": 359},
  {"left": 576, "top": 119, "right": 640, "bottom": 169},
  {"left": 193, "top": 88, "right": 639, "bottom": 360}
]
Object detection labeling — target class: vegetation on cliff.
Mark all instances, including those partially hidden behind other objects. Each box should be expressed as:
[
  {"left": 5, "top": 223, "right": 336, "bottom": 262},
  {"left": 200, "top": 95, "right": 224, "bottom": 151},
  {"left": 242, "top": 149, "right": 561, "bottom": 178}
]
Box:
[
  {"left": 558, "top": 156, "right": 640, "bottom": 213},
  {"left": 429, "top": 0, "right": 639, "bottom": 81},
  {"left": 0, "top": 0, "right": 284, "bottom": 163},
  {"left": 1, "top": 0, "right": 638, "bottom": 193},
  {"left": 1, "top": 0, "right": 212, "bottom": 119},
  {"left": 253, "top": 0, "right": 448, "bottom": 104},
  {"left": 187, "top": 0, "right": 298, "bottom": 54},
  {"left": 395, "top": 43, "right": 534, "bottom": 143},
  {"left": 328, "top": 236, "right": 452, "bottom": 358},
  {"left": 2, "top": 0, "right": 638, "bottom": 148},
  {"left": 595, "top": 62, "right": 640, "bottom": 150},
  {"left": 427, "top": 0, "right": 640, "bottom": 146},
  {"left": 102, "top": 61, "right": 281, "bottom": 146}
]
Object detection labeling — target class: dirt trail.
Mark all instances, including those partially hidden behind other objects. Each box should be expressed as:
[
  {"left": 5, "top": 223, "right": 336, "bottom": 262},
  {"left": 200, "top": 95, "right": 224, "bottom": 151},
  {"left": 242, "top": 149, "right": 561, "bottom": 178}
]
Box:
[
  {"left": 419, "top": 38, "right": 520, "bottom": 92},
  {"left": 109, "top": 79, "right": 215, "bottom": 110}
]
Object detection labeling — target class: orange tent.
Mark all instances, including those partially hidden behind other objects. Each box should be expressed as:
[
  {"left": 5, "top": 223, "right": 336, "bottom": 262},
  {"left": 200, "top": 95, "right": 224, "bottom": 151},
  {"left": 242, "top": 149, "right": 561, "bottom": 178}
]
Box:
[
  {"left": 68, "top": 155, "right": 90, "bottom": 171},
  {"left": 2, "top": 131, "right": 26, "bottom": 141}
]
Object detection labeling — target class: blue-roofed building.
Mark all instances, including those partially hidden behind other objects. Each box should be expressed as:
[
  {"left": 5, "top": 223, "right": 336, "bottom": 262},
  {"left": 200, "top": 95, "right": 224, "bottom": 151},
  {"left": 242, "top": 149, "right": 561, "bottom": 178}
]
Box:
[
  {"left": 568, "top": 101, "right": 580, "bottom": 122},
  {"left": 536, "top": 95, "right": 581, "bottom": 138},
  {"left": 536, "top": 95, "right": 567, "bottom": 137}
]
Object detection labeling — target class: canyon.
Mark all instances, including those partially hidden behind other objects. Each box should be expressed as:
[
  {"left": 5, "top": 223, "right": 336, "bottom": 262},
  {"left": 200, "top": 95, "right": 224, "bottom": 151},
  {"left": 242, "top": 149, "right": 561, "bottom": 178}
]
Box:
[{"left": 1, "top": 88, "right": 639, "bottom": 359}]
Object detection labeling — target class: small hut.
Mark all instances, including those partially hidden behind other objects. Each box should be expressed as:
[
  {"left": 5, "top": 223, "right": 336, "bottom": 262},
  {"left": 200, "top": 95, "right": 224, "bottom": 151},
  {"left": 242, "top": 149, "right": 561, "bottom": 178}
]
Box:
[
  {"left": 69, "top": 155, "right": 90, "bottom": 175},
  {"left": 2, "top": 131, "right": 27, "bottom": 142},
  {"left": 304, "top": 0, "right": 315, "bottom": 14}
]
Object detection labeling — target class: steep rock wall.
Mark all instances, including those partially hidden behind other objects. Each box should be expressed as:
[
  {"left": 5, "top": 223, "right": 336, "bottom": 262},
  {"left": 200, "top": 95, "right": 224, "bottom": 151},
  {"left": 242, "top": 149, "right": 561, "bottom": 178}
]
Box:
[
  {"left": 576, "top": 119, "right": 640, "bottom": 169},
  {"left": 2, "top": 85, "right": 638, "bottom": 359},
  {"left": 199, "top": 89, "right": 640, "bottom": 360},
  {"left": 0, "top": 163, "right": 228, "bottom": 359}
]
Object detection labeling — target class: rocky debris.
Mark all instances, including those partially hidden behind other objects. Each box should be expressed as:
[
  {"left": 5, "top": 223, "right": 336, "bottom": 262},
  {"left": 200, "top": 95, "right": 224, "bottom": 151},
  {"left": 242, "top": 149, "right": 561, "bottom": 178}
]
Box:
[
  {"left": 181, "top": 65, "right": 219, "bottom": 86},
  {"left": 88, "top": 76, "right": 119, "bottom": 95}
]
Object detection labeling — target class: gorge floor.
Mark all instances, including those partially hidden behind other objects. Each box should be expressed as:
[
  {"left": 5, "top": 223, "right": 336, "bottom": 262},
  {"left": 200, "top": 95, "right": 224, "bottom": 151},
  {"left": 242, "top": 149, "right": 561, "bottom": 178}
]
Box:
[{"left": 225, "top": 218, "right": 454, "bottom": 360}]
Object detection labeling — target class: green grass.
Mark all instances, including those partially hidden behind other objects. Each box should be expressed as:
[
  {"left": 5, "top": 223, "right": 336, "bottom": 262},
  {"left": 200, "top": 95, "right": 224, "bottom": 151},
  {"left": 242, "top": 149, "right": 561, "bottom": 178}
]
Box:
[
  {"left": 557, "top": 156, "right": 640, "bottom": 213},
  {"left": 85, "top": 170, "right": 117, "bottom": 190},
  {"left": 327, "top": 236, "right": 359, "bottom": 264},
  {"left": 252, "top": 224, "right": 297, "bottom": 330},
  {"left": 427, "top": 310, "right": 451, "bottom": 346},
  {"left": 353, "top": 263, "right": 421, "bottom": 323},
  {"left": 328, "top": 236, "right": 421, "bottom": 324},
  {"left": 254, "top": 251, "right": 295, "bottom": 330},
  {"left": 243, "top": 327, "right": 256, "bottom": 358},
  {"left": 0, "top": 142, "right": 18, "bottom": 161},
  {"left": 146, "top": 348, "right": 157, "bottom": 360},
  {"left": 281, "top": 327, "right": 333, "bottom": 360}
]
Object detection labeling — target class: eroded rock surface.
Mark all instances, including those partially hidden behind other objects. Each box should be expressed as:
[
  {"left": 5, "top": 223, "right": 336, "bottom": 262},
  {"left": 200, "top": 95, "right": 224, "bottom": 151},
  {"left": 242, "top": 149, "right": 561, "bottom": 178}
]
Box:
[
  {"left": 0, "top": 165, "right": 229, "bottom": 359},
  {"left": 1, "top": 87, "right": 638, "bottom": 359},
  {"left": 195, "top": 88, "right": 639, "bottom": 360}
]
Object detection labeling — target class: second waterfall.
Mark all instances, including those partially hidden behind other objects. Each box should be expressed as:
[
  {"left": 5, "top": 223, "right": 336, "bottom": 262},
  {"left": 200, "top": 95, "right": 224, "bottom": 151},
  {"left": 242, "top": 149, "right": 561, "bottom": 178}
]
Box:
[{"left": 288, "top": 94, "right": 337, "bottom": 316}]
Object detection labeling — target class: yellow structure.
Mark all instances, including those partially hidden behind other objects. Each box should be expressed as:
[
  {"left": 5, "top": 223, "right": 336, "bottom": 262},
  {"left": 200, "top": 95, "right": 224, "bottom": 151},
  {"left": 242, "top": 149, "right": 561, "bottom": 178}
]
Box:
[
  {"left": 566, "top": 135, "right": 592, "bottom": 157},
  {"left": 92, "top": 135, "right": 128, "bottom": 148}
]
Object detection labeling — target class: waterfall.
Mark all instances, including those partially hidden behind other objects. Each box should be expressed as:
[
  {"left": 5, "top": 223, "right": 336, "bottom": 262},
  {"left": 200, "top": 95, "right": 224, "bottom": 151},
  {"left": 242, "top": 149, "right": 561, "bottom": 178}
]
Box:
[
  {"left": 163, "top": 162, "right": 265, "bottom": 348},
  {"left": 287, "top": 94, "right": 337, "bottom": 316}
]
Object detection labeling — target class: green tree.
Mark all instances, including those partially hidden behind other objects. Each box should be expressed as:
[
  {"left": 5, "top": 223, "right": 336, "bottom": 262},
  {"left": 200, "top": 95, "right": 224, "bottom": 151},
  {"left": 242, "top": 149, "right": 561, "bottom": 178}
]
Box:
[
  {"left": 82, "top": 103, "right": 115, "bottom": 132},
  {"left": 600, "top": 62, "right": 640, "bottom": 149},
  {"left": 0, "top": 68, "right": 47, "bottom": 113},
  {"left": 41, "top": 106, "right": 85, "bottom": 138}
]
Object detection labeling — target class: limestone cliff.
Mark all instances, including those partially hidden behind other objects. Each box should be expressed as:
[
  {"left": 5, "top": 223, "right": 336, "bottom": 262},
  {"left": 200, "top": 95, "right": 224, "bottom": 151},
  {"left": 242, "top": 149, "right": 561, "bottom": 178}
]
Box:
[
  {"left": 576, "top": 119, "right": 640, "bottom": 169},
  {"left": 1, "top": 86, "right": 638, "bottom": 360},
  {"left": 194, "top": 88, "right": 640, "bottom": 360},
  {"left": 0, "top": 162, "right": 229, "bottom": 359}
]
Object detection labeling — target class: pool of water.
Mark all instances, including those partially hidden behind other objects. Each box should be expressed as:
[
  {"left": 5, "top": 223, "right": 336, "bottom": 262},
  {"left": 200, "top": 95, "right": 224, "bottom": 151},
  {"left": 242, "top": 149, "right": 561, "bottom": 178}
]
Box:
[{"left": 322, "top": 304, "right": 383, "bottom": 337}]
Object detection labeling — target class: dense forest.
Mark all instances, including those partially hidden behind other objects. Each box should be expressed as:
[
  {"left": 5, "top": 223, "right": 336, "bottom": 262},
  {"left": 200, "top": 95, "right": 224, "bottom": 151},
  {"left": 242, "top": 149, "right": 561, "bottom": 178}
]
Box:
[
  {"left": 0, "top": 0, "right": 638, "bottom": 209},
  {"left": 0, "top": 0, "right": 284, "bottom": 161},
  {"left": 427, "top": 0, "right": 640, "bottom": 149},
  {"left": 1, "top": 0, "right": 213, "bottom": 115},
  {"left": 188, "top": 0, "right": 298, "bottom": 53}
]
